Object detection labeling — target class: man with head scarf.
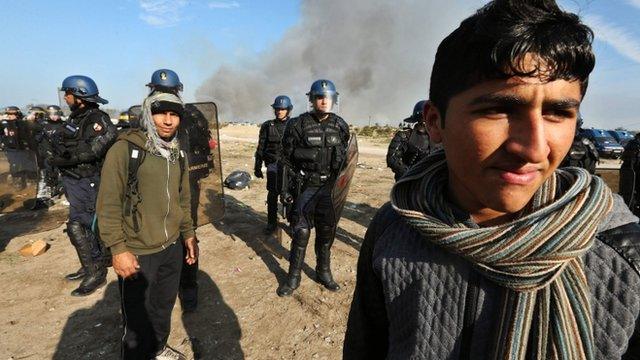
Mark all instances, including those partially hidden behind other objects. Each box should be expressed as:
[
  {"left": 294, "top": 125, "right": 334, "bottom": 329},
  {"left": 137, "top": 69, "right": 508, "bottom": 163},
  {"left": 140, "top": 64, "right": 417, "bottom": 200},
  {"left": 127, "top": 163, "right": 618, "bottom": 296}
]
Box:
[{"left": 97, "top": 92, "right": 197, "bottom": 360}]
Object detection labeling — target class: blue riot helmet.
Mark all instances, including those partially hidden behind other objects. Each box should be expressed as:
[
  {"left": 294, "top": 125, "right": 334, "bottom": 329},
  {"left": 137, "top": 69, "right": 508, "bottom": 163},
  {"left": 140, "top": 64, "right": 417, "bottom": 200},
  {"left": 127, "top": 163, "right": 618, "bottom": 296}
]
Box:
[
  {"left": 4, "top": 106, "right": 22, "bottom": 119},
  {"left": 306, "top": 79, "right": 339, "bottom": 108},
  {"left": 404, "top": 100, "right": 427, "bottom": 123},
  {"left": 61, "top": 75, "right": 108, "bottom": 104},
  {"left": 271, "top": 95, "right": 293, "bottom": 110},
  {"left": 147, "top": 69, "right": 183, "bottom": 94}
]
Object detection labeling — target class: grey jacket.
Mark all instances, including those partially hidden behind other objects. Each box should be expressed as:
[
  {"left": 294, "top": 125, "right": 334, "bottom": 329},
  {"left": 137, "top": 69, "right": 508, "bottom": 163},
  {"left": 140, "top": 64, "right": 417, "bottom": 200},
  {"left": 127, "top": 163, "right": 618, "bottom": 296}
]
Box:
[{"left": 344, "top": 194, "right": 640, "bottom": 359}]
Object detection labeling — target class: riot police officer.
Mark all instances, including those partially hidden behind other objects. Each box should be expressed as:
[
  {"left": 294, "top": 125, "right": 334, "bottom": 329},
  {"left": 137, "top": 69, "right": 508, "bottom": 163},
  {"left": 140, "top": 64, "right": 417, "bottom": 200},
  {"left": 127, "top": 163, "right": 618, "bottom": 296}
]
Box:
[
  {"left": 33, "top": 105, "right": 66, "bottom": 208},
  {"left": 560, "top": 117, "right": 598, "bottom": 174},
  {"left": 51, "top": 75, "right": 117, "bottom": 296},
  {"left": 0, "top": 106, "right": 34, "bottom": 189},
  {"left": 620, "top": 133, "right": 640, "bottom": 216},
  {"left": 278, "top": 79, "right": 350, "bottom": 297},
  {"left": 254, "top": 95, "right": 293, "bottom": 234},
  {"left": 386, "top": 100, "right": 431, "bottom": 181}
]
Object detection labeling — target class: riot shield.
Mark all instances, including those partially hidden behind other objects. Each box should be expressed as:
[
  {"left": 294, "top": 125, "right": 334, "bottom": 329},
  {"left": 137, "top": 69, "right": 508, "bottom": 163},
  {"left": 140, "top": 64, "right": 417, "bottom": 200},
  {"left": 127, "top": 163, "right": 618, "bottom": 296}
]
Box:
[
  {"left": 332, "top": 133, "right": 359, "bottom": 221},
  {"left": 127, "top": 102, "right": 225, "bottom": 226}
]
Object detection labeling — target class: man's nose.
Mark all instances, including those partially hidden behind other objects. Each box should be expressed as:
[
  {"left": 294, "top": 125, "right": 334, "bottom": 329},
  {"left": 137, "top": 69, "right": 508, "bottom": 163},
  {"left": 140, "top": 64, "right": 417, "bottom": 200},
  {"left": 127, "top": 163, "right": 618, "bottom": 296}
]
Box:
[{"left": 505, "top": 111, "right": 550, "bottom": 163}]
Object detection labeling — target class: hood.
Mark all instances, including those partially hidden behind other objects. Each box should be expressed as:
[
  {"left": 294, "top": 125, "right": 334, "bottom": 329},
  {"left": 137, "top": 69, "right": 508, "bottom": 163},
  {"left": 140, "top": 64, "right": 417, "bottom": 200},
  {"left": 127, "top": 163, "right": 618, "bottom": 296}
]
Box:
[{"left": 117, "top": 129, "right": 149, "bottom": 150}]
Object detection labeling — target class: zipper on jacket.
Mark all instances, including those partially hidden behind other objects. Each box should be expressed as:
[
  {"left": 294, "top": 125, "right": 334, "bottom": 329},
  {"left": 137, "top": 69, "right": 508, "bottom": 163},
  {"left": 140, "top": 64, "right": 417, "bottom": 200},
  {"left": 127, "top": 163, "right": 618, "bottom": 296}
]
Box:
[
  {"left": 163, "top": 158, "right": 170, "bottom": 245},
  {"left": 459, "top": 269, "right": 480, "bottom": 359}
]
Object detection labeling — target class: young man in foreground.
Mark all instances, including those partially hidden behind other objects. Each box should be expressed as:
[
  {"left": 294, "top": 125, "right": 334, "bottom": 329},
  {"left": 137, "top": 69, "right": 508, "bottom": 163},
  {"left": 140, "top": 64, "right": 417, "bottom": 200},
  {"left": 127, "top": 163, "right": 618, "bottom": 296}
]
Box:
[
  {"left": 97, "top": 92, "right": 198, "bottom": 359},
  {"left": 344, "top": 0, "right": 640, "bottom": 358}
]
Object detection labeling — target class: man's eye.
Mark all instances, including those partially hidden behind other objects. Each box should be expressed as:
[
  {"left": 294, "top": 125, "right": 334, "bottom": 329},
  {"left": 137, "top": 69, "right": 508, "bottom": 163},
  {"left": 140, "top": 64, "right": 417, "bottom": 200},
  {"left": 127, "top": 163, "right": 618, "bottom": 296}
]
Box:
[
  {"left": 473, "top": 107, "right": 509, "bottom": 117},
  {"left": 543, "top": 109, "right": 575, "bottom": 122}
]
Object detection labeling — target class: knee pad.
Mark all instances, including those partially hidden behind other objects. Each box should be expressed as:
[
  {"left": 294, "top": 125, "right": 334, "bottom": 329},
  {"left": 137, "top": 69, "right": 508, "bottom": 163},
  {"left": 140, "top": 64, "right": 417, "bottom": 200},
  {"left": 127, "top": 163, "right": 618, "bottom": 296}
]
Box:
[
  {"left": 293, "top": 228, "right": 311, "bottom": 248},
  {"left": 66, "top": 221, "right": 86, "bottom": 245}
]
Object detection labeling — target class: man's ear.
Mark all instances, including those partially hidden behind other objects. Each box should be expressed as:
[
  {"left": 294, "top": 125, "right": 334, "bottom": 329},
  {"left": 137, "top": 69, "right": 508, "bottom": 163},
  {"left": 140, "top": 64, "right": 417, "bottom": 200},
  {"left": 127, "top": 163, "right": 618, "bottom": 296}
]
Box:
[{"left": 425, "top": 101, "right": 443, "bottom": 143}]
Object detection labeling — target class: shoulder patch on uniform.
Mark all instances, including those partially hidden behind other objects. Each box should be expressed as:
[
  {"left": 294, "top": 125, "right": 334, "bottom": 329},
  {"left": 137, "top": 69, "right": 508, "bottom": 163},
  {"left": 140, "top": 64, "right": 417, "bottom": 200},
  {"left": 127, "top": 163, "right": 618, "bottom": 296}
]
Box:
[{"left": 93, "top": 123, "right": 103, "bottom": 132}]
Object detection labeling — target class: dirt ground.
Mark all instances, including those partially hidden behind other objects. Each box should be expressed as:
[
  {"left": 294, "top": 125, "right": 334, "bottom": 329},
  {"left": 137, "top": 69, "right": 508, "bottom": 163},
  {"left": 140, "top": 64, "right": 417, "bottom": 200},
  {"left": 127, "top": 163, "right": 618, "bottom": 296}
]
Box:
[
  {"left": 0, "top": 125, "right": 393, "bottom": 360},
  {"left": 0, "top": 125, "right": 623, "bottom": 360}
]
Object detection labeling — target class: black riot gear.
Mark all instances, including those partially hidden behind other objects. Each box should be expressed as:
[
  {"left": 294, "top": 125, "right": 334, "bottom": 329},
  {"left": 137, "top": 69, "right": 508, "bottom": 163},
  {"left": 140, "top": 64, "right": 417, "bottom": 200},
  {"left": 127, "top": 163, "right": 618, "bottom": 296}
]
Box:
[
  {"left": 0, "top": 118, "right": 30, "bottom": 150},
  {"left": 255, "top": 113, "right": 290, "bottom": 233},
  {"left": 49, "top": 101, "right": 116, "bottom": 296},
  {"left": 620, "top": 134, "right": 640, "bottom": 216},
  {"left": 560, "top": 132, "right": 599, "bottom": 174},
  {"left": 284, "top": 112, "right": 349, "bottom": 187},
  {"left": 34, "top": 113, "right": 67, "bottom": 206},
  {"left": 255, "top": 117, "right": 288, "bottom": 172},
  {"left": 49, "top": 104, "right": 117, "bottom": 177},
  {"left": 278, "top": 111, "right": 350, "bottom": 297},
  {"left": 387, "top": 124, "right": 431, "bottom": 181}
]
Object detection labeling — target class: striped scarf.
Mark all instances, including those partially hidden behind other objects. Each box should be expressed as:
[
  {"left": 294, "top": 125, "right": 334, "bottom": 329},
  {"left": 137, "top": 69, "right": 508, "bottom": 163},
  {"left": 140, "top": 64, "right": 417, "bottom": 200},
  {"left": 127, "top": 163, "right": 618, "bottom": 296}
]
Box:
[
  {"left": 140, "top": 92, "right": 182, "bottom": 163},
  {"left": 391, "top": 151, "right": 612, "bottom": 359}
]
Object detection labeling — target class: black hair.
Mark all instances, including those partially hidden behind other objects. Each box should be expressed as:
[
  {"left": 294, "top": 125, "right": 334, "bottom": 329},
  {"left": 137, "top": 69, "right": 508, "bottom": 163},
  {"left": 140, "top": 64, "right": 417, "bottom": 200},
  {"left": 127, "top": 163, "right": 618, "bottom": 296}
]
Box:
[{"left": 429, "top": 0, "right": 595, "bottom": 122}]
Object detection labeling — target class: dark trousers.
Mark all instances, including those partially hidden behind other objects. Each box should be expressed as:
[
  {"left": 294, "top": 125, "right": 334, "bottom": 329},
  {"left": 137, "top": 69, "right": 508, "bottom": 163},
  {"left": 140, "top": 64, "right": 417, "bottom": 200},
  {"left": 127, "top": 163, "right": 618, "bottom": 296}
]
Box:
[
  {"left": 291, "top": 184, "right": 336, "bottom": 233},
  {"left": 266, "top": 162, "right": 281, "bottom": 227},
  {"left": 61, "top": 174, "right": 100, "bottom": 228},
  {"left": 61, "top": 174, "right": 102, "bottom": 260},
  {"left": 119, "top": 241, "right": 183, "bottom": 360}
]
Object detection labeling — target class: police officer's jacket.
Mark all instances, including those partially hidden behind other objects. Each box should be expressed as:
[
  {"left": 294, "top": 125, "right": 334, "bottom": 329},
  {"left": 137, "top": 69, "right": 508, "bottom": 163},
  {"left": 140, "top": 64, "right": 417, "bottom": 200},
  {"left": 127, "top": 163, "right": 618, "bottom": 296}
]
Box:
[
  {"left": 255, "top": 117, "right": 289, "bottom": 167},
  {"left": 282, "top": 112, "right": 350, "bottom": 187},
  {"left": 386, "top": 127, "right": 430, "bottom": 179},
  {"left": 49, "top": 104, "right": 117, "bottom": 177},
  {"left": 344, "top": 195, "right": 640, "bottom": 359},
  {"left": 560, "top": 134, "right": 599, "bottom": 174},
  {"left": 0, "top": 119, "right": 31, "bottom": 150},
  {"left": 620, "top": 137, "right": 640, "bottom": 208}
]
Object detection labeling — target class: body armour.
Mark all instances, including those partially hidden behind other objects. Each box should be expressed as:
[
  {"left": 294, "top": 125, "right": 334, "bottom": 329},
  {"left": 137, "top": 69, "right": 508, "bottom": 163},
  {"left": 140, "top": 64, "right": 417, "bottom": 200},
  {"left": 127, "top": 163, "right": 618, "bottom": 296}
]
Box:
[
  {"left": 620, "top": 138, "right": 640, "bottom": 212},
  {"left": 387, "top": 127, "right": 430, "bottom": 179},
  {"left": 256, "top": 118, "right": 288, "bottom": 165},
  {"left": 0, "top": 120, "right": 31, "bottom": 150},
  {"left": 282, "top": 112, "right": 349, "bottom": 187},
  {"left": 561, "top": 134, "right": 599, "bottom": 174},
  {"left": 53, "top": 106, "right": 117, "bottom": 178}
]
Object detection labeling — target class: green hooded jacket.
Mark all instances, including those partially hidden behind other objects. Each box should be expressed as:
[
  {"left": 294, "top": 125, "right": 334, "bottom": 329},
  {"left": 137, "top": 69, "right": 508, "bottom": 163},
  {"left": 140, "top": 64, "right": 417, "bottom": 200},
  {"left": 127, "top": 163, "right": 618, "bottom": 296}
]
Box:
[{"left": 97, "top": 129, "right": 195, "bottom": 256}]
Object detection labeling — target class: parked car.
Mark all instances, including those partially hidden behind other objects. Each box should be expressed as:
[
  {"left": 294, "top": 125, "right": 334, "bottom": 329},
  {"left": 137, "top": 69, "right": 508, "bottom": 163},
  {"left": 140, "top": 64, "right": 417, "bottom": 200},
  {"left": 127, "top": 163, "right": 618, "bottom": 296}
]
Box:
[
  {"left": 580, "top": 128, "right": 624, "bottom": 159},
  {"left": 607, "top": 130, "right": 634, "bottom": 147}
]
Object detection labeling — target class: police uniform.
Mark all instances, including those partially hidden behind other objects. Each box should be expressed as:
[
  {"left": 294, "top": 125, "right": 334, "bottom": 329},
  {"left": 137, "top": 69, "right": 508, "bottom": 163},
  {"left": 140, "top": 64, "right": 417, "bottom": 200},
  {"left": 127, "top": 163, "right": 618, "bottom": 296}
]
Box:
[
  {"left": 620, "top": 135, "right": 640, "bottom": 216},
  {"left": 255, "top": 116, "right": 289, "bottom": 231},
  {"left": 0, "top": 115, "right": 36, "bottom": 188},
  {"left": 560, "top": 133, "right": 599, "bottom": 174},
  {"left": 279, "top": 111, "right": 350, "bottom": 296},
  {"left": 50, "top": 103, "right": 117, "bottom": 295},
  {"left": 386, "top": 125, "right": 430, "bottom": 181},
  {"left": 34, "top": 115, "right": 66, "bottom": 203}
]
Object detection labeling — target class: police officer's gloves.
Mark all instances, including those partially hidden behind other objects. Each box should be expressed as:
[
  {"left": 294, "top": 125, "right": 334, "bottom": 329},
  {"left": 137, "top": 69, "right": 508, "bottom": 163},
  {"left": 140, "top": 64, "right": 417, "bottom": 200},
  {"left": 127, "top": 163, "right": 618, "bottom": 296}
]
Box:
[{"left": 254, "top": 168, "right": 263, "bottom": 179}]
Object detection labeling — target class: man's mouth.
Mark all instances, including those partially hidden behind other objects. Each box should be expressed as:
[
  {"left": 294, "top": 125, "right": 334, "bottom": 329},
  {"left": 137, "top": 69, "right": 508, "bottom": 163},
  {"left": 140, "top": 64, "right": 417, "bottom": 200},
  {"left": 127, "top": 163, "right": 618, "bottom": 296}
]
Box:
[{"left": 494, "top": 165, "right": 541, "bottom": 185}]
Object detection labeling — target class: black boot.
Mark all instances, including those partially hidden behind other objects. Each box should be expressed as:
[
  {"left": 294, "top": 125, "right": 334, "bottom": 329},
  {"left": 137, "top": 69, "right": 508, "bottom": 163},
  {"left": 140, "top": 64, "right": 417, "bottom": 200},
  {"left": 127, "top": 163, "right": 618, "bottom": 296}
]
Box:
[
  {"left": 65, "top": 267, "right": 86, "bottom": 281},
  {"left": 315, "top": 225, "right": 340, "bottom": 292},
  {"left": 67, "top": 222, "right": 107, "bottom": 296},
  {"left": 65, "top": 227, "right": 86, "bottom": 281},
  {"left": 277, "top": 229, "right": 310, "bottom": 297}
]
